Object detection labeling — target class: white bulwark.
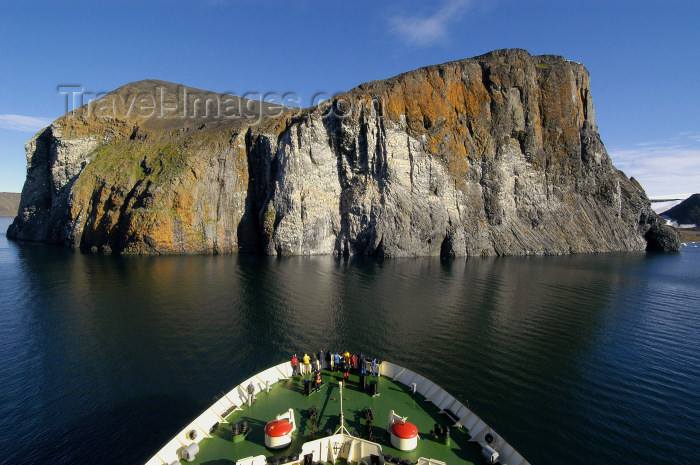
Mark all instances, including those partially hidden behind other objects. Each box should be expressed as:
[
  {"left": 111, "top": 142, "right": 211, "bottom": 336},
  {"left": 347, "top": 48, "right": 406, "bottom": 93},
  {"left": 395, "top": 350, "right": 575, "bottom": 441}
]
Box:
[{"left": 145, "top": 360, "right": 530, "bottom": 465}]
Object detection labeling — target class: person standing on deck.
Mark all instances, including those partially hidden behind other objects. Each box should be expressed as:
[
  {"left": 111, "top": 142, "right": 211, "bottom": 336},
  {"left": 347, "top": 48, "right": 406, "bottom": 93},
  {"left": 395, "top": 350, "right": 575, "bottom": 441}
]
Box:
[
  {"left": 314, "top": 369, "right": 322, "bottom": 392},
  {"left": 291, "top": 354, "right": 299, "bottom": 376},
  {"left": 303, "top": 353, "right": 311, "bottom": 375},
  {"left": 247, "top": 381, "right": 256, "bottom": 402},
  {"left": 334, "top": 352, "right": 341, "bottom": 372},
  {"left": 371, "top": 358, "right": 377, "bottom": 377},
  {"left": 343, "top": 360, "right": 350, "bottom": 382}
]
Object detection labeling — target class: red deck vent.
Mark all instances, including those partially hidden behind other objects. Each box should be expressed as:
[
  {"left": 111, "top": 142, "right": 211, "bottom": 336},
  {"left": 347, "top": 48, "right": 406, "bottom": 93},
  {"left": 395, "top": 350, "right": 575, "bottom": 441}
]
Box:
[
  {"left": 265, "top": 419, "right": 293, "bottom": 437},
  {"left": 391, "top": 421, "right": 418, "bottom": 439}
]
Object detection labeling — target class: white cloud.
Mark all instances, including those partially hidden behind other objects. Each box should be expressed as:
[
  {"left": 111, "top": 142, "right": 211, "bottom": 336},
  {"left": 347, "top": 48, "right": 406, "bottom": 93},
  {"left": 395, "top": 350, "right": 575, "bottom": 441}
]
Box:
[
  {"left": 609, "top": 134, "right": 700, "bottom": 197},
  {"left": 389, "top": 0, "right": 472, "bottom": 47},
  {"left": 0, "top": 114, "right": 52, "bottom": 133}
]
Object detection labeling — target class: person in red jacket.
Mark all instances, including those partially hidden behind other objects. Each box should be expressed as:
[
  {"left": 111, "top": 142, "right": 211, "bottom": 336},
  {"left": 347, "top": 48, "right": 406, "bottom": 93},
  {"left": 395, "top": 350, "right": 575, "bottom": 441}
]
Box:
[{"left": 291, "top": 354, "right": 299, "bottom": 376}]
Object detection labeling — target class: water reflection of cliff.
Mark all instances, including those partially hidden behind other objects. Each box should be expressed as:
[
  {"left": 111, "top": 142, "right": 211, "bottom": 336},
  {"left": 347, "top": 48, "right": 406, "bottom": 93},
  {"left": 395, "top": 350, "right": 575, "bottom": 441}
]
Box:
[{"left": 8, "top": 242, "right": 683, "bottom": 464}]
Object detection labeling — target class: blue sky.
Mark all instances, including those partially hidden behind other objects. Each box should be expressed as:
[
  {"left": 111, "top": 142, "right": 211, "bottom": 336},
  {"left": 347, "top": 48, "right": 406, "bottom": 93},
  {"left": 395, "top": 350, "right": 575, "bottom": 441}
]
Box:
[{"left": 1, "top": 0, "right": 698, "bottom": 196}]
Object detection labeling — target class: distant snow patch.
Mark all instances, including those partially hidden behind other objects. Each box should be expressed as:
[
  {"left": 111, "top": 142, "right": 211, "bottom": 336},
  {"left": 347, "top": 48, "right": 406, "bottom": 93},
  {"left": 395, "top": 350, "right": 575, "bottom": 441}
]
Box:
[
  {"left": 653, "top": 199, "right": 684, "bottom": 214},
  {"left": 650, "top": 193, "right": 693, "bottom": 214}
]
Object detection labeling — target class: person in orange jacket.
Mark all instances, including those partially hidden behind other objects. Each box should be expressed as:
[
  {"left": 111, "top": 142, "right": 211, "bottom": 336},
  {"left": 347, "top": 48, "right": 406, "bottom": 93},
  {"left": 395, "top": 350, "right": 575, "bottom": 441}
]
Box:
[
  {"left": 314, "top": 369, "right": 322, "bottom": 392},
  {"left": 343, "top": 360, "right": 350, "bottom": 382}
]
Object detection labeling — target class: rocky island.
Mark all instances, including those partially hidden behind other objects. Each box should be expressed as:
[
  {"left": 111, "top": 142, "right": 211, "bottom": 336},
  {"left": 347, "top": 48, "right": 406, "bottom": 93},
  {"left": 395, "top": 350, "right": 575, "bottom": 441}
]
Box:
[{"left": 7, "top": 49, "right": 679, "bottom": 256}]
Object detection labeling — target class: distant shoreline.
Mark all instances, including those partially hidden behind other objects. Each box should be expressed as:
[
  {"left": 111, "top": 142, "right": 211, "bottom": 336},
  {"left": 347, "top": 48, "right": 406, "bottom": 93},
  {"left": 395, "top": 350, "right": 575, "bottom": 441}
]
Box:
[
  {"left": 678, "top": 227, "right": 700, "bottom": 242},
  {"left": 0, "top": 192, "right": 20, "bottom": 218}
]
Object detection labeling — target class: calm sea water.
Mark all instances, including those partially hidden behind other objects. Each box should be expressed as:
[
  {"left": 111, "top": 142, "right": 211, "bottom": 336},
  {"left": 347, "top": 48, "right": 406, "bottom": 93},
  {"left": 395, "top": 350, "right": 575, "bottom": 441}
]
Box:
[{"left": 1, "top": 216, "right": 698, "bottom": 465}]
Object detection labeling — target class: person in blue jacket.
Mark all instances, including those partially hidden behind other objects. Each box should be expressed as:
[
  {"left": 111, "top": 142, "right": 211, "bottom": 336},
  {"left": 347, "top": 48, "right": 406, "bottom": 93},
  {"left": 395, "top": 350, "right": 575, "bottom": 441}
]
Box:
[
  {"left": 333, "top": 352, "right": 341, "bottom": 372},
  {"left": 371, "top": 358, "right": 377, "bottom": 377}
]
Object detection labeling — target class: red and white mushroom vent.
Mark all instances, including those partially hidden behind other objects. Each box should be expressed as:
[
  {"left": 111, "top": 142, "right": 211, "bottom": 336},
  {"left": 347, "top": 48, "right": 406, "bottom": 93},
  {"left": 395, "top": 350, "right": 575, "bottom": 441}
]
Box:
[
  {"left": 264, "top": 409, "right": 296, "bottom": 449},
  {"left": 387, "top": 410, "right": 418, "bottom": 451}
]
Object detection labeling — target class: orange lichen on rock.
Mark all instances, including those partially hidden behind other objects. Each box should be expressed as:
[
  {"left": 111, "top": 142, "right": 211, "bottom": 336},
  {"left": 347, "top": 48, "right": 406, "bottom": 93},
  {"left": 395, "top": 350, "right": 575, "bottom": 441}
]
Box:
[
  {"left": 536, "top": 64, "right": 584, "bottom": 161},
  {"left": 9, "top": 50, "right": 679, "bottom": 256},
  {"left": 143, "top": 209, "right": 176, "bottom": 252}
]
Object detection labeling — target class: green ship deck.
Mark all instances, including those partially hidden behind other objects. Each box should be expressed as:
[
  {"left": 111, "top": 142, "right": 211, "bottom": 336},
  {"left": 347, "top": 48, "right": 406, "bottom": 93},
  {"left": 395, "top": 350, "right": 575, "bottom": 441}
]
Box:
[
  {"left": 188, "top": 369, "right": 482, "bottom": 465},
  {"left": 146, "top": 361, "right": 529, "bottom": 465}
]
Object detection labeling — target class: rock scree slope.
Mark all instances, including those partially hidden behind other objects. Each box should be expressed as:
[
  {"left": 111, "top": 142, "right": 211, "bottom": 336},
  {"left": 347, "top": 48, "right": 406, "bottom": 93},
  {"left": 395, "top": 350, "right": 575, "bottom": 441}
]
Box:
[{"left": 7, "top": 49, "right": 679, "bottom": 255}]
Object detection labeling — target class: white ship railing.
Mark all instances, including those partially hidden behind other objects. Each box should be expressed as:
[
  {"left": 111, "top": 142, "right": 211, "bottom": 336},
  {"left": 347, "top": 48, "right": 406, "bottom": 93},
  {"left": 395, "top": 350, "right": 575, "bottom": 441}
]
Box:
[
  {"left": 380, "top": 361, "right": 530, "bottom": 465},
  {"left": 144, "top": 360, "right": 529, "bottom": 465}
]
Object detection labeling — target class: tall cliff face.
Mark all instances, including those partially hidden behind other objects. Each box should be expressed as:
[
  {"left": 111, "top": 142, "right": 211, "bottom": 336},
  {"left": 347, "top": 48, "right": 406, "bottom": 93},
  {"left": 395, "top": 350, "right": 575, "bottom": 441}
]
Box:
[{"left": 8, "top": 50, "right": 679, "bottom": 255}]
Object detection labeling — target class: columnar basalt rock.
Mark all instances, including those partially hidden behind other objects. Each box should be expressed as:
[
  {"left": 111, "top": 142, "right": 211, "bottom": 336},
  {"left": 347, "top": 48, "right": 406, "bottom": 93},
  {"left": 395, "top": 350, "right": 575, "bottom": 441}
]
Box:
[{"left": 8, "top": 50, "right": 679, "bottom": 255}]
